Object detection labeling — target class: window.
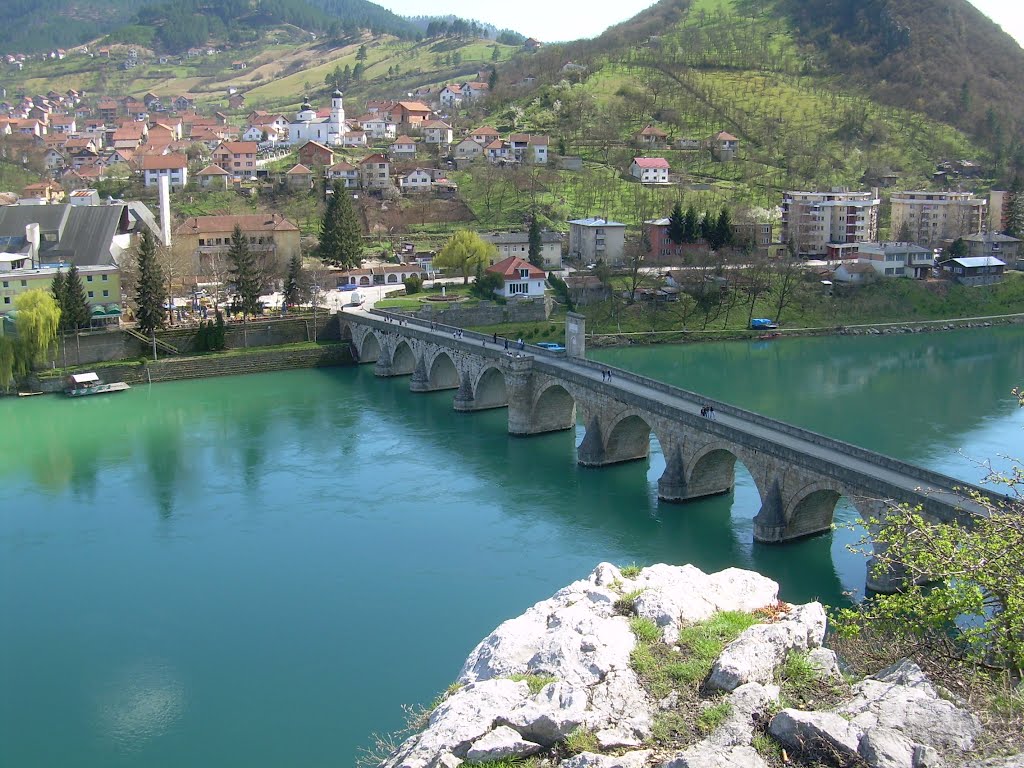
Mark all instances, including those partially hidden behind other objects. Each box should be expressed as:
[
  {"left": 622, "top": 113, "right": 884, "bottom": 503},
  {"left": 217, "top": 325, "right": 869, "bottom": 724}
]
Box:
[
  {"left": 102, "top": 274, "right": 108, "bottom": 281},
  {"left": 2, "top": 281, "right": 7, "bottom": 288},
  {"left": 87, "top": 275, "right": 93, "bottom": 281},
  {"left": 102, "top": 290, "right": 109, "bottom": 297},
  {"left": 3, "top": 297, "right": 8, "bottom": 304},
  {"left": 87, "top": 291, "right": 94, "bottom": 297},
  {"left": 509, "top": 282, "right": 528, "bottom": 294},
  {"left": 20, "top": 280, "right": 26, "bottom": 287}
]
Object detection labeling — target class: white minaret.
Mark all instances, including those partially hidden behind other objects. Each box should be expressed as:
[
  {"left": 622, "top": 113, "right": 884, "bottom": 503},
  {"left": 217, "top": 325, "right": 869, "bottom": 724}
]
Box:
[{"left": 331, "top": 88, "right": 346, "bottom": 144}]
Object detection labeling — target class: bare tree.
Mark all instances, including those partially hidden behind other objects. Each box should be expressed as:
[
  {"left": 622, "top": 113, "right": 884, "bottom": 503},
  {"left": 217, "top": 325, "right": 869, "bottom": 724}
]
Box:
[{"left": 769, "top": 257, "right": 803, "bottom": 323}]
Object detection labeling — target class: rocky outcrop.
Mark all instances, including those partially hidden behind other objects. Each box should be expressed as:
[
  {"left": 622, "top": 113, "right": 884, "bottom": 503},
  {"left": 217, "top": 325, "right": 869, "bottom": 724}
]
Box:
[{"left": 375, "top": 563, "right": 1012, "bottom": 768}]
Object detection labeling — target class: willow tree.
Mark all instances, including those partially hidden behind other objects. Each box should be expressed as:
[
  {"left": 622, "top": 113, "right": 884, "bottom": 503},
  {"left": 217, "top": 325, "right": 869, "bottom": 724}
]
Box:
[
  {"left": 13, "top": 289, "right": 61, "bottom": 369},
  {"left": 435, "top": 230, "right": 495, "bottom": 284},
  {"left": 0, "top": 337, "right": 15, "bottom": 391}
]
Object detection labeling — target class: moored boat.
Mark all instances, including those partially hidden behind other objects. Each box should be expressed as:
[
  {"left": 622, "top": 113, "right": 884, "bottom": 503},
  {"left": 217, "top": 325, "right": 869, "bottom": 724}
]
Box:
[{"left": 65, "top": 372, "right": 130, "bottom": 397}]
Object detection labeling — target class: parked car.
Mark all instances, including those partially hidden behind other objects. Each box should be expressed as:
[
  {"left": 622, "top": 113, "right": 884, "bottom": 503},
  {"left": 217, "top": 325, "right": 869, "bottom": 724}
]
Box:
[{"left": 535, "top": 342, "right": 566, "bottom": 352}]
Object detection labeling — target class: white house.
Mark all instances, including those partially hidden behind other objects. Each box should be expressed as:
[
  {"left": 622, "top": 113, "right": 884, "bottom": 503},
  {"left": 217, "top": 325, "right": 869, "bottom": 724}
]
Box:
[
  {"left": 529, "top": 135, "right": 549, "bottom": 164},
  {"left": 390, "top": 135, "right": 417, "bottom": 157},
  {"left": 439, "top": 84, "right": 463, "bottom": 108},
  {"left": 454, "top": 138, "right": 483, "bottom": 161},
  {"left": 327, "top": 161, "right": 360, "bottom": 188},
  {"left": 399, "top": 168, "right": 432, "bottom": 192},
  {"left": 832, "top": 262, "right": 876, "bottom": 283},
  {"left": 857, "top": 242, "right": 934, "bottom": 279},
  {"left": 486, "top": 256, "right": 547, "bottom": 298},
  {"left": 140, "top": 153, "right": 188, "bottom": 188},
  {"left": 341, "top": 130, "right": 367, "bottom": 147},
  {"left": 630, "top": 157, "right": 670, "bottom": 184},
  {"left": 357, "top": 114, "right": 397, "bottom": 140},
  {"left": 422, "top": 120, "right": 453, "bottom": 146}
]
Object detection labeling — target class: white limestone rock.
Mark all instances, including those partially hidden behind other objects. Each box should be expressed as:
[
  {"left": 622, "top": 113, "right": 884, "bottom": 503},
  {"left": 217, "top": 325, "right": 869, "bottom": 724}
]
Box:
[
  {"left": 836, "top": 661, "right": 981, "bottom": 752},
  {"left": 768, "top": 708, "right": 863, "bottom": 764},
  {"left": 705, "top": 682, "right": 781, "bottom": 748},
  {"left": 562, "top": 750, "right": 652, "bottom": 768},
  {"left": 587, "top": 669, "right": 652, "bottom": 747},
  {"left": 380, "top": 679, "right": 530, "bottom": 768},
  {"left": 707, "top": 602, "right": 826, "bottom": 692},
  {"left": 806, "top": 647, "right": 843, "bottom": 680},
  {"left": 434, "top": 753, "right": 462, "bottom": 768},
  {"left": 465, "top": 726, "right": 542, "bottom": 763},
  {"left": 501, "top": 681, "right": 590, "bottom": 746},
  {"left": 662, "top": 743, "right": 768, "bottom": 768},
  {"left": 858, "top": 726, "right": 918, "bottom": 768}
]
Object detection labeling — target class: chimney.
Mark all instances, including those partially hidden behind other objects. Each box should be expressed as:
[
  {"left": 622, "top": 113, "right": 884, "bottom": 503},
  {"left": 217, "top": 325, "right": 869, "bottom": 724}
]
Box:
[
  {"left": 25, "top": 222, "right": 40, "bottom": 268},
  {"left": 158, "top": 174, "right": 172, "bottom": 247}
]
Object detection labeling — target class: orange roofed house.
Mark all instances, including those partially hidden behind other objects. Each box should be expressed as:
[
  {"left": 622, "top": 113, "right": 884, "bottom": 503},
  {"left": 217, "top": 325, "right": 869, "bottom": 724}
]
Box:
[
  {"left": 173, "top": 214, "right": 301, "bottom": 274},
  {"left": 211, "top": 141, "right": 259, "bottom": 175},
  {"left": 486, "top": 256, "right": 547, "bottom": 298}
]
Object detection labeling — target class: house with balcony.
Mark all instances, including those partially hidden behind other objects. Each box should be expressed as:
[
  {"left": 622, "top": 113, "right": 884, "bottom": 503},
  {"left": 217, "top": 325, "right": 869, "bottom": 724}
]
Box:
[
  {"left": 327, "top": 161, "right": 359, "bottom": 188},
  {"left": 781, "top": 188, "right": 881, "bottom": 256},
  {"left": 422, "top": 120, "right": 453, "bottom": 147},
  {"left": 359, "top": 154, "right": 392, "bottom": 190},
  {"left": 211, "top": 141, "right": 258, "bottom": 175},
  {"left": 140, "top": 153, "right": 188, "bottom": 188},
  {"left": 890, "top": 190, "right": 986, "bottom": 246},
  {"left": 857, "top": 242, "right": 934, "bottom": 279},
  {"left": 568, "top": 217, "right": 626, "bottom": 265},
  {"left": 398, "top": 168, "right": 432, "bottom": 193},
  {"left": 173, "top": 214, "right": 300, "bottom": 274},
  {"left": 482, "top": 230, "right": 562, "bottom": 269}
]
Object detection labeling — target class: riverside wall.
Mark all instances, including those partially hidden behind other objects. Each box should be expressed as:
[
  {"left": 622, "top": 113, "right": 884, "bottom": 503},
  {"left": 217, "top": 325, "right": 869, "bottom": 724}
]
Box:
[
  {"left": 403, "top": 296, "right": 552, "bottom": 326},
  {"left": 29, "top": 343, "right": 353, "bottom": 393},
  {"left": 40, "top": 315, "right": 342, "bottom": 368}
]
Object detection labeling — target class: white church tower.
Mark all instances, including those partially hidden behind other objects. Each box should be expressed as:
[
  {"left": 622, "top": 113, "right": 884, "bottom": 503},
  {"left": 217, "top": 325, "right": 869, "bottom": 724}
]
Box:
[{"left": 331, "top": 88, "right": 346, "bottom": 144}]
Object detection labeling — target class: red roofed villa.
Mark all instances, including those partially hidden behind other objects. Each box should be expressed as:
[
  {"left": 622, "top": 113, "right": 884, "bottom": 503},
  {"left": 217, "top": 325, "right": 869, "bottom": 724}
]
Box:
[
  {"left": 630, "top": 157, "right": 670, "bottom": 184},
  {"left": 486, "top": 256, "right": 547, "bottom": 298}
]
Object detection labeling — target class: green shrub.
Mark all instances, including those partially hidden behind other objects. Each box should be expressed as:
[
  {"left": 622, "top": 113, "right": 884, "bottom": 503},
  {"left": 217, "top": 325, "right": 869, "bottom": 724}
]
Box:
[
  {"left": 696, "top": 700, "right": 731, "bottom": 733},
  {"left": 507, "top": 673, "right": 558, "bottom": 694},
  {"left": 403, "top": 274, "right": 423, "bottom": 295},
  {"left": 620, "top": 563, "right": 643, "bottom": 578},
  {"left": 630, "top": 616, "right": 662, "bottom": 644},
  {"left": 563, "top": 726, "right": 599, "bottom": 754}
]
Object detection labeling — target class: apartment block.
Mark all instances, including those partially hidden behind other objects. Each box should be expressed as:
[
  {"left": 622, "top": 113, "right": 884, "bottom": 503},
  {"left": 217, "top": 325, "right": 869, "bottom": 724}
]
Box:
[
  {"left": 890, "top": 190, "right": 986, "bottom": 246},
  {"left": 781, "top": 188, "right": 880, "bottom": 256}
]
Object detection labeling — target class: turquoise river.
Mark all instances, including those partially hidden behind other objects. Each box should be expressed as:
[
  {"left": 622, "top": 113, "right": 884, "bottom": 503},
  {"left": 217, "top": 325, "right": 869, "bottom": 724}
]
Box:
[{"left": 1, "top": 325, "right": 1022, "bottom": 767}]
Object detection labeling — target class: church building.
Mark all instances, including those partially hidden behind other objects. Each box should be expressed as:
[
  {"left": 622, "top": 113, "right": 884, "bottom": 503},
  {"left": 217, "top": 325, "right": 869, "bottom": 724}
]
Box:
[{"left": 285, "top": 90, "right": 347, "bottom": 146}]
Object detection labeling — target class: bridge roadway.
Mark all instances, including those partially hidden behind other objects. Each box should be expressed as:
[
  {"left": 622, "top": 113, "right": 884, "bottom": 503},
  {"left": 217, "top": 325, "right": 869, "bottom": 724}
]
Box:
[{"left": 341, "top": 308, "right": 1003, "bottom": 591}]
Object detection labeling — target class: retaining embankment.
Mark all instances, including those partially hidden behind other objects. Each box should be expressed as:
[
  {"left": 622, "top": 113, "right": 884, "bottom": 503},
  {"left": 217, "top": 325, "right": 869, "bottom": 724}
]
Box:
[
  {"left": 29, "top": 343, "right": 353, "bottom": 393},
  {"left": 402, "top": 296, "right": 552, "bottom": 326}
]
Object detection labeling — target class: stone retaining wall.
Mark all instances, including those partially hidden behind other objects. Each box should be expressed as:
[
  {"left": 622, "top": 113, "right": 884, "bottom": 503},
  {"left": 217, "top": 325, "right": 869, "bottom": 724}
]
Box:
[
  {"left": 29, "top": 343, "right": 353, "bottom": 393},
  {"left": 406, "top": 296, "right": 552, "bottom": 326}
]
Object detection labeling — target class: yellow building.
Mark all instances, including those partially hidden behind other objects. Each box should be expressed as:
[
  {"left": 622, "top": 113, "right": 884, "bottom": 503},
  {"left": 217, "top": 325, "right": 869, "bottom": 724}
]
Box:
[
  {"left": 173, "top": 214, "right": 301, "bottom": 275},
  {"left": 1, "top": 263, "right": 122, "bottom": 329}
]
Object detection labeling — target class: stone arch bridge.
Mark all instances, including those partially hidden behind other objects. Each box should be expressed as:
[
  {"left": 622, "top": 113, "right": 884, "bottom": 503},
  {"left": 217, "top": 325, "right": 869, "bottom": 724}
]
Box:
[{"left": 341, "top": 311, "right": 999, "bottom": 591}]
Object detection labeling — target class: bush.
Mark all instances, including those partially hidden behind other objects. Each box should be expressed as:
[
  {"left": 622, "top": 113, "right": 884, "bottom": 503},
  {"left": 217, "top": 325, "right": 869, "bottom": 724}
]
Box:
[
  {"left": 404, "top": 274, "right": 423, "bottom": 295},
  {"left": 471, "top": 271, "right": 503, "bottom": 299}
]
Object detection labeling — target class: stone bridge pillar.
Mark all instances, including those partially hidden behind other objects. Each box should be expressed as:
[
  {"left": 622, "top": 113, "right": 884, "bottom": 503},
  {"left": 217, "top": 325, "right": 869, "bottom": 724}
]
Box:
[
  {"left": 452, "top": 371, "right": 476, "bottom": 411},
  {"left": 655, "top": 439, "right": 691, "bottom": 502},
  {"left": 409, "top": 355, "right": 429, "bottom": 392},
  {"left": 506, "top": 356, "right": 540, "bottom": 435},
  {"left": 577, "top": 412, "right": 650, "bottom": 467}
]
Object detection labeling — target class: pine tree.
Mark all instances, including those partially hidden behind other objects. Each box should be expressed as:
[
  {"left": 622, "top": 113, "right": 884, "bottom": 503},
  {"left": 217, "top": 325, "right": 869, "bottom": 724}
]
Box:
[
  {"left": 227, "top": 224, "right": 261, "bottom": 320},
  {"left": 699, "top": 211, "right": 714, "bottom": 242},
  {"left": 356, "top": 44, "right": 367, "bottom": 61},
  {"left": 319, "top": 184, "right": 363, "bottom": 268},
  {"left": 63, "top": 264, "right": 91, "bottom": 330},
  {"left": 135, "top": 229, "right": 166, "bottom": 337},
  {"left": 284, "top": 253, "right": 305, "bottom": 308},
  {"left": 528, "top": 216, "right": 543, "bottom": 268},
  {"left": 712, "top": 207, "right": 733, "bottom": 250},
  {"left": 1004, "top": 175, "right": 1024, "bottom": 239},
  {"left": 667, "top": 201, "right": 685, "bottom": 245},
  {"left": 51, "top": 270, "right": 68, "bottom": 332},
  {"left": 683, "top": 205, "right": 699, "bottom": 243}
]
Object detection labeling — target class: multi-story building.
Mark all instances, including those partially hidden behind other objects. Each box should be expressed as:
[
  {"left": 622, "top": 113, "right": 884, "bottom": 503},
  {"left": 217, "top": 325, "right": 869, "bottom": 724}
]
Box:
[
  {"left": 173, "top": 214, "right": 301, "bottom": 274},
  {"left": 568, "top": 218, "right": 626, "bottom": 265},
  {"left": 857, "top": 242, "right": 934, "bottom": 279},
  {"left": 889, "top": 190, "right": 986, "bottom": 246},
  {"left": 140, "top": 154, "right": 188, "bottom": 188},
  {"left": 481, "top": 231, "right": 563, "bottom": 270},
  {"left": 781, "top": 188, "right": 880, "bottom": 256},
  {"left": 211, "top": 141, "right": 258, "bottom": 176}
]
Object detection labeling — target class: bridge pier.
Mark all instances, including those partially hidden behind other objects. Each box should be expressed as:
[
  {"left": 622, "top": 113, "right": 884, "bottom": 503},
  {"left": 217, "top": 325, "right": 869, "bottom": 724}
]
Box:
[
  {"left": 657, "top": 447, "right": 735, "bottom": 502},
  {"left": 508, "top": 357, "right": 574, "bottom": 435},
  {"left": 577, "top": 414, "right": 650, "bottom": 467}
]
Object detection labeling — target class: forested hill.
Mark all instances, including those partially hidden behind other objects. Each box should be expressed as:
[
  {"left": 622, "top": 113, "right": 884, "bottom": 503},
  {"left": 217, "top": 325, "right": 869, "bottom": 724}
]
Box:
[
  {"left": 496, "top": 0, "right": 1024, "bottom": 170},
  {"left": 0, "top": 0, "right": 418, "bottom": 53},
  {"left": 773, "top": 0, "right": 1024, "bottom": 161}
]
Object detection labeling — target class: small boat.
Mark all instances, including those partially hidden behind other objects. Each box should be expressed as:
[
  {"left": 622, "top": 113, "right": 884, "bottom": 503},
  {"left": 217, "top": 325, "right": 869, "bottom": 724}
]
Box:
[
  {"left": 757, "top": 332, "right": 781, "bottom": 340},
  {"left": 65, "top": 372, "right": 131, "bottom": 397}
]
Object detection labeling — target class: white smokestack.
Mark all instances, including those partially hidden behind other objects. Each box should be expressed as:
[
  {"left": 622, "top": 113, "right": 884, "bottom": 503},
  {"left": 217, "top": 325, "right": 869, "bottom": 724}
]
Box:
[
  {"left": 25, "top": 222, "right": 40, "bottom": 268},
  {"left": 158, "top": 174, "right": 172, "bottom": 247}
]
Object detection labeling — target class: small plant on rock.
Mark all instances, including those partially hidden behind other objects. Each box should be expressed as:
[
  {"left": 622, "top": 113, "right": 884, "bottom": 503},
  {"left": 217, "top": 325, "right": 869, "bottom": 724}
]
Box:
[
  {"left": 563, "top": 726, "right": 599, "bottom": 755},
  {"left": 620, "top": 563, "right": 643, "bottom": 579},
  {"left": 507, "top": 673, "right": 558, "bottom": 695}
]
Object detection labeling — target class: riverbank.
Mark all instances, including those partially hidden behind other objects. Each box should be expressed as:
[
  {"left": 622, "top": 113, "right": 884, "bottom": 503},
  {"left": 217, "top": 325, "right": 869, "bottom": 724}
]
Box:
[
  {"left": 374, "top": 562, "right": 1022, "bottom": 768},
  {"left": 23, "top": 341, "right": 352, "bottom": 393}
]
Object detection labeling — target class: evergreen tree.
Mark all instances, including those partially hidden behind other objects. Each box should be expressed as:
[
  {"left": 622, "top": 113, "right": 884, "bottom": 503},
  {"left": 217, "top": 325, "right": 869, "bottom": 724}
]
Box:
[
  {"left": 528, "top": 216, "right": 543, "bottom": 268},
  {"left": 667, "top": 201, "right": 686, "bottom": 245},
  {"left": 227, "top": 224, "right": 261, "bottom": 320},
  {"left": 947, "top": 237, "right": 968, "bottom": 258},
  {"left": 135, "top": 229, "right": 166, "bottom": 338},
  {"left": 63, "top": 264, "right": 91, "bottom": 330},
  {"left": 356, "top": 44, "right": 367, "bottom": 60},
  {"left": 352, "top": 62, "right": 364, "bottom": 80},
  {"left": 683, "top": 205, "right": 699, "bottom": 243},
  {"left": 488, "top": 68, "right": 498, "bottom": 90},
  {"left": 491, "top": 45, "right": 500, "bottom": 62},
  {"left": 284, "top": 253, "right": 305, "bottom": 308},
  {"left": 318, "top": 183, "right": 363, "bottom": 268},
  {"left": 699, "top": 211, "right": 714, "bottom": 242},
  {"left": 711, "top": 207, "right": 733, "bottom": 250},
  {"left": 51, "top": 270, "right": 69, "bottom": 332},
  {"left": 1004, "top": 175, "right": 1024, "bottom": 239}
]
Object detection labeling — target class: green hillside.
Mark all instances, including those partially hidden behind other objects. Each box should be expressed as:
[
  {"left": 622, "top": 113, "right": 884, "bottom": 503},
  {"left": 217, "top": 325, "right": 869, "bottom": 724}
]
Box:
[{"left": 458, "top": 0, "right": 1012, "bottom": 232}]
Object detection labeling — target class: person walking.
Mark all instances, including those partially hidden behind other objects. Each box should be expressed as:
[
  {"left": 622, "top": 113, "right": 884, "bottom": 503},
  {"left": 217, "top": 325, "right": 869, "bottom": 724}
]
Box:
[
  {"left": 504, "top": 338, "right": 509, "bottom": 350},
  {"left": 492, "top": 332, "right": 497, "bottom": 344}
]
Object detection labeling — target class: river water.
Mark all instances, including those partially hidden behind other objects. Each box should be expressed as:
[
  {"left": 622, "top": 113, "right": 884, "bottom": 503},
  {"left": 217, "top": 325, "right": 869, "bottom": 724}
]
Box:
[{"left": 1, "top": 326, "right": 1021, "bottom": 767}]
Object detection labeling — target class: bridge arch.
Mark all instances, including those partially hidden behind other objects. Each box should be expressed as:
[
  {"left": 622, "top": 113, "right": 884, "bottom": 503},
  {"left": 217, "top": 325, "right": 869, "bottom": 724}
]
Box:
[
  {"left": 578, "top": 408, "right": 669, "bottom": 467},
  {"left": 783, "top": 481, "right": 844, "bottom": 540},
  {"left": 427, "top": 350, "right": 460, "bottom": 390},
  {"left": 391, "top": 339, "right": 417, "bottom": 376},
  {"left": 529, "top": 381, "right": 578, "bottom": 434},
  {"left": 471, "top": 366, "right": 508, "bottom": 410},
  {"left": 358, "top": 330, "right": 381, "bottom": 363}
]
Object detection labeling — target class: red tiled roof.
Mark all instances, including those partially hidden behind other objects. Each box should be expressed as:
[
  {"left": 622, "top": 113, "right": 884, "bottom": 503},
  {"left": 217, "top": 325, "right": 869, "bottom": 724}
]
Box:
[
  {"left": 487, "top": 256, "right": 546, "bottom": 280},
  {"left": 633, "top": 157, "right": 669, "bottom": 169},
  {"left": 139, "top": 153, "right": 187, "bottom": 170},
  {"left": 174, "top": 214, "right": 299, "bottom": 235}
]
